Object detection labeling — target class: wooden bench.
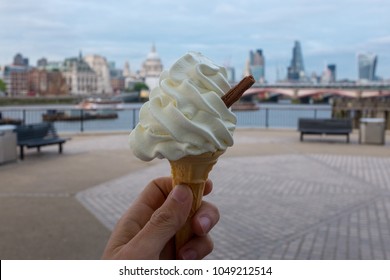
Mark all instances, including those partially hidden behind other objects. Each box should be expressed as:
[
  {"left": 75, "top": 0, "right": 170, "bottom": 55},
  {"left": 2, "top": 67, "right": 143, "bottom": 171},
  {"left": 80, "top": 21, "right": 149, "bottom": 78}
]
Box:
[
  {"left": 298, "top": 118, "right": 353, "bottom": 143},
  {"left": 15, "top": 122, "right": 70, "bottom": 160}
]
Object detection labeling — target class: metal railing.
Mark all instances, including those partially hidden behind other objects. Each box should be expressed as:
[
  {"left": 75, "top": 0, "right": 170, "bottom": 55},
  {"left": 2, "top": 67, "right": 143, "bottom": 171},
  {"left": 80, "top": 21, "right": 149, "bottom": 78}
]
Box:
[{"left": 0, "top": 104, "right": 333, "bottom": 133}]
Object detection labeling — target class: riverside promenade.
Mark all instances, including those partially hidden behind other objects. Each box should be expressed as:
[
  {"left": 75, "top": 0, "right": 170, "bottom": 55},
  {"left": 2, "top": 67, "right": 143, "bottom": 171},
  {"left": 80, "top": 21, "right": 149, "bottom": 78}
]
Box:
[{"left": 1, "top": 128, "right": 390, "bottom": 260}]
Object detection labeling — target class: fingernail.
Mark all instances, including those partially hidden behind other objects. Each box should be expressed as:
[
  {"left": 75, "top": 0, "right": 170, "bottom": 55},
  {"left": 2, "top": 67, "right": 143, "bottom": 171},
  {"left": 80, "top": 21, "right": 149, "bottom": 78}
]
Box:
[
  {"left": 171, "top": 185, "right": 190, "bottom": 203},
  {"left": 199, "top": 216, "right": 211, "bottom": 234},
  {"left": 181, "top": 249, "right": 197, "bottom": 260}
]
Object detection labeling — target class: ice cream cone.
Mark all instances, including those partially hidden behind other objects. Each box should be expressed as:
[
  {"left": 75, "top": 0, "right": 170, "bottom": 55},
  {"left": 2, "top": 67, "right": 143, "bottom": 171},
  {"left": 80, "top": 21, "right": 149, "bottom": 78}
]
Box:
[{"left": 169, "top": 150, "right": 224, "bottom": 254}]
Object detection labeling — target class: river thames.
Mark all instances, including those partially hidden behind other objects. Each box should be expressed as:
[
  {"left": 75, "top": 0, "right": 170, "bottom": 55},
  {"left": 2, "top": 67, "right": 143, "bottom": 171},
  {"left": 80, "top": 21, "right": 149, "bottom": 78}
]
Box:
[{"left": 0, "top": 103, "right": 332, "bottom": 133}]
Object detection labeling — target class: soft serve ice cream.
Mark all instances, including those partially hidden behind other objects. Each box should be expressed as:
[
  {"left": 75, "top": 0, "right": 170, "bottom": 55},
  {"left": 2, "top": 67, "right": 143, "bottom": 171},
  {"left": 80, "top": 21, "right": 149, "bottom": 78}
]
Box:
[
  {"left": 128, "top": 52, "right": 255, "bottom": 253},
  {"left": 129, "top": 51, "right": 236, "bottom": 161}
]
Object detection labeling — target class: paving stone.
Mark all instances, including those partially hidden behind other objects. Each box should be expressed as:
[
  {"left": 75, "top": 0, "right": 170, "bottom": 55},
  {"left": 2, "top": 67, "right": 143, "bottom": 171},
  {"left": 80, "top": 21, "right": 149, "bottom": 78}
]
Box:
[{"left": 76, "top": 153, "right": 390, "bottom": 259}]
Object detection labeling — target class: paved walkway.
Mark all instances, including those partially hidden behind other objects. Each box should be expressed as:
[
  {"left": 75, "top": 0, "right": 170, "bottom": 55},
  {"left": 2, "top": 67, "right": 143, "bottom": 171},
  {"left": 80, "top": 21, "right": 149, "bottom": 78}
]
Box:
[{"left": 1, "top": 129, "right": 390, "bottom": 259}]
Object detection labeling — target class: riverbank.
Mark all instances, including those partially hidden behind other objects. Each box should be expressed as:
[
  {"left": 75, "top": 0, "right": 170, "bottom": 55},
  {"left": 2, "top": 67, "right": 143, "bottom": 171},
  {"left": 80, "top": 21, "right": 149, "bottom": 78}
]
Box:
[{"left": 0, "top": 96, "right": 80, "bottom": 106}]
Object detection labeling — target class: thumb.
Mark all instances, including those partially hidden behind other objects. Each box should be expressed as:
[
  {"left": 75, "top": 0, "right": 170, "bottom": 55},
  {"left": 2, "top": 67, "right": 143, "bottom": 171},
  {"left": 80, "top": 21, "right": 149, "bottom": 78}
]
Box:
[{"left": 127, "top": 184, "right": 193, "bottom": 258}]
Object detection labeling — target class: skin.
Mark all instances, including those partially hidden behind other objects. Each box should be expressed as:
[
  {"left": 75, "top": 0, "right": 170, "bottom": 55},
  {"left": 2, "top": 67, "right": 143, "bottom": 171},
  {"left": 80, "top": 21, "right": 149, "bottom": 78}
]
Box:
[{"left": 102, "top": 177, "right": 220, "bottom": 260}]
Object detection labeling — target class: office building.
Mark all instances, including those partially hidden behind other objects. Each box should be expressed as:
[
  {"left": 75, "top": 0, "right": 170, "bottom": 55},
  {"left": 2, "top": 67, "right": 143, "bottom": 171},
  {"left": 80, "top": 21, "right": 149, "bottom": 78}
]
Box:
[
  {"left": 28, "top": 58, "right": 68, "bottom": 96},
  {"left": 358, "top": 53, "right": 377, "bottom": 81},
  {"left": 321, "top": 64, "right": 337, "bottom": 84},
  {"left": 37, "top": 58, "right": 48, "bottom": 68},
  {"left": 123, "top": 61, "right": 143, "bottom": 90},
  {"left": 248, "top": 49, "right": 265, "bottom": 83},
  {"left": 13, "top": 53, "right": 29, "bottom": 67},
  {"left": 287, "top": 41, "right": 305, "bottom": 81},
  {"left": 109, "top": 62, "right": 125, "bottom": 93},
  {"left": 3, "top": 65, "right": 29, "bottom": 96},
  {"left": 84, "top": 54, "right": 113, "bottom": 95},
  {"left": 225, "top": 66, "right": 235, "bottom": 84},
  {"left": 62, "top": 53, "right": 97, "bottom": 95},
  {"left": 28, "top": 68, "right": 68, "bottom": 96},
  {"left": 3, "top": 53, "right": 30, "bottom": 96},
  {"left": 327, "top": 64, "right": 336, "bottom": 82}
]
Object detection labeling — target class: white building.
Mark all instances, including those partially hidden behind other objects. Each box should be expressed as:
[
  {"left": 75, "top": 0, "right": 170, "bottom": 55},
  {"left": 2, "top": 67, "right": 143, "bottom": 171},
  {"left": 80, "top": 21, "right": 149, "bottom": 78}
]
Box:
[
  {"left": 123, "top": 61, "right": 142, "bottom": 89},
  {"left": 62, "top": 53, "right": 97, "bottom": 95},
  {"left": 139, "top": 44, "right": 163, "bottom": 90},
  {"left": 84, "top": 54, "right": 113, "bottom": 95},
  {"left": 225, "top": 66, "right": 236, "bottom": 83},
  {"left": 123, "top": 61, "right": 131, "bottom": 78},
  {"left": 321, "top": 67, "right": 332, "bottom": 84}
]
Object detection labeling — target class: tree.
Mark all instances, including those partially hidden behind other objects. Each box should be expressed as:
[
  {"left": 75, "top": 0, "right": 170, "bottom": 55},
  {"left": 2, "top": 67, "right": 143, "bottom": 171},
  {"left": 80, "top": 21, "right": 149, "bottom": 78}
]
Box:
[
  {"left": 0, "top": 79, "right": 6, "bottom": 93},
  {"left": 133, "top": 82, "right": 149, "bottom": 92}
]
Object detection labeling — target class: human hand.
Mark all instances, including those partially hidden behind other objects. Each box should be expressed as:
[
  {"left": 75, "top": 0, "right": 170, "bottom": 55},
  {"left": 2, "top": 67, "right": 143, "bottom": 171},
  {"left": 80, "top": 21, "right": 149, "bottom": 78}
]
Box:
[{"left": 102, "top": 177, "right": 219, "bottom": 260}]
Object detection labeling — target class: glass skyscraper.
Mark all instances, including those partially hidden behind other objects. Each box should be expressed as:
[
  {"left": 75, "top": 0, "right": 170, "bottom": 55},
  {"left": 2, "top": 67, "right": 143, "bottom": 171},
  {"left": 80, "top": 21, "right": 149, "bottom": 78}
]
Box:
[
  {"left": 287, "top": 41, "right": 305, "bottom": 81},
  {"left": 358, "top": 53, "right": 377, "bottom": 81},
  {"left": 327, "top": 64, "right": 336, "bottom": 82},
  {"left": 249, "top": 49, "right": 265, "bottom": 83}
]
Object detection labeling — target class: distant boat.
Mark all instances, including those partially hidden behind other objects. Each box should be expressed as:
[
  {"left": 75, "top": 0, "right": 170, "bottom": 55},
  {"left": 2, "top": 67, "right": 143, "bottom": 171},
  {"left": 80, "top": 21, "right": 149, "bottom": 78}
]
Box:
[
  {"left": 42, "top": 109, "right": 118, "bottom": 122},
  {"left": 77, "top": 97, "right": 124, "bottom": 110},
  {"left": 0, "top": 117, "right": 22, "bottom": 125},
  {"left": 111, "top": 92, "right": 142, "bottom": 103}
]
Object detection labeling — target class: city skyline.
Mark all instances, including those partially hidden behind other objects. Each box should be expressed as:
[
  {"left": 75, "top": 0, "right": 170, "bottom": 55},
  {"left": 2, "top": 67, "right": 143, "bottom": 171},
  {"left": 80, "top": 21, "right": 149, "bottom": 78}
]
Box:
[{"left": 1, "top": 0, "right": 389, "bottom": 82}]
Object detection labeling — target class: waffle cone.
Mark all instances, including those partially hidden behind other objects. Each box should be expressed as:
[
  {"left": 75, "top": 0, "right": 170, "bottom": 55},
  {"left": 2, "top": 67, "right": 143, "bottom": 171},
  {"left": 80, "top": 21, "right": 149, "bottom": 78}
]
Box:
[{"left": 169, "top": 150, "right": 224, "bottom": 253}]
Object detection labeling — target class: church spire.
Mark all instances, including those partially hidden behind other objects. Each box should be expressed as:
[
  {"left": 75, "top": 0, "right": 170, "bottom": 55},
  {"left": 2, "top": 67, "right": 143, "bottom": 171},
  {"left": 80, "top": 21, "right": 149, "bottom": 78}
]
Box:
[{"left": 123, "top": 61, "right": 130, "bottom": 77}]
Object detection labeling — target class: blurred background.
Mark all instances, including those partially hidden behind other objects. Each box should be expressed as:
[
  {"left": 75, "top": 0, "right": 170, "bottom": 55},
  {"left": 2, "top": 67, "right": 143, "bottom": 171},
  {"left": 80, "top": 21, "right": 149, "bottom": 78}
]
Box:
[{"left": 1, "top": 0, "right": 390, "bottom": 260}]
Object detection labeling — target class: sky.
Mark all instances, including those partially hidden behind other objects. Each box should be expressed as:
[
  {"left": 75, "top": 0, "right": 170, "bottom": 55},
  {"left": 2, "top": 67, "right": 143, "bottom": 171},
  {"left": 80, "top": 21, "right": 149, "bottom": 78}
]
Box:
[{"left": 0, "top": 0, "right": 389, "bottom": 82}]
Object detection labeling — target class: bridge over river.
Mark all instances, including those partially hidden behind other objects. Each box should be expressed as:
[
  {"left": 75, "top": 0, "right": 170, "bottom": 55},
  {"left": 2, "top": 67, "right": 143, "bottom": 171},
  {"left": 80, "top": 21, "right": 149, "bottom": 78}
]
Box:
[
  {"left": 243, "top": 82, "right": 390, "bottom": 99},
  {"left": 240, "top": 82, "right": 390, "bottom": 129}
]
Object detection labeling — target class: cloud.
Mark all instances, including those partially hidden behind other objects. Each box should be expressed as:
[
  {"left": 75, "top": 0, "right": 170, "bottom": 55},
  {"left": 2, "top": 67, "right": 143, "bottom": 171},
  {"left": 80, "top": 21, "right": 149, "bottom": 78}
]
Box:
[
  {"left": 367, "top": 36, "right": 390, "bottom": 45},
  {"left": 214, "top": 3, "right": 247, "bottom": 16},
  {"left": 1, "top": 0, "right": 390, "bottom": 81}
]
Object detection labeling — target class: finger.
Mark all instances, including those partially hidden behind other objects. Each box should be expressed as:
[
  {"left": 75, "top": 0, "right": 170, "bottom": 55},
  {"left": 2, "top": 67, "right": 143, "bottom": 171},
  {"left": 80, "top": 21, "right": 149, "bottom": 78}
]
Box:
[
  {"left": 191, "top": 200, "right": 220, "bottom": 236},
  {"left": 177, "top": 235, "right": 214, "bottom": 260},
  {"left": 122, "top": 184, "right": 193, "bottom": 259},
  {"left": 203, "top": 179, "right": 213, "bottom": 196}
]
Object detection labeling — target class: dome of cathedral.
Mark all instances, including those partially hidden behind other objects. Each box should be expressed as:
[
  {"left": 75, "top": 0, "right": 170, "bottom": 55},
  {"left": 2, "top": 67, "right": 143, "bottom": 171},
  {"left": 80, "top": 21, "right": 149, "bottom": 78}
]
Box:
[
  {"left": 140, "top": 44, "right": 163, "bottom": 90},
  {"left": 146, "top": 44, "right": 160, "bottom": 61}
]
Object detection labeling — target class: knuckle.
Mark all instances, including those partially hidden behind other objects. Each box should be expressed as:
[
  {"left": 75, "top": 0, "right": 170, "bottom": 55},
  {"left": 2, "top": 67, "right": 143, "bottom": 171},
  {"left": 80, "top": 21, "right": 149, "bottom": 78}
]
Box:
[{"left": 150, "top": 208, "right": 178, "bottom": 230}]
